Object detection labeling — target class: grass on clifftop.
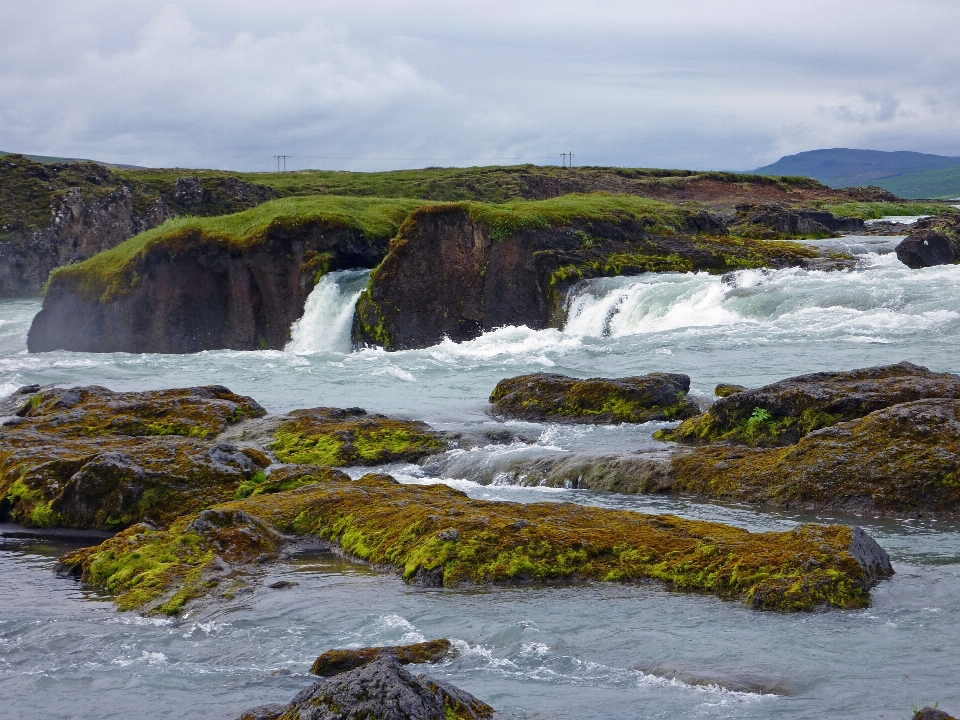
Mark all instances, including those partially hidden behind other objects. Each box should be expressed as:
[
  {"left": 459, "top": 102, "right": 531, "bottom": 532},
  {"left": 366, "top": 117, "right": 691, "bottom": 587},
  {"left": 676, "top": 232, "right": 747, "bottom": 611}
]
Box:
[
  {"left": 815, "top": 200, "right": 959, "bottom": 220},
  {"left": 46, "top": 195, "right": 426, "bottom": 303}
]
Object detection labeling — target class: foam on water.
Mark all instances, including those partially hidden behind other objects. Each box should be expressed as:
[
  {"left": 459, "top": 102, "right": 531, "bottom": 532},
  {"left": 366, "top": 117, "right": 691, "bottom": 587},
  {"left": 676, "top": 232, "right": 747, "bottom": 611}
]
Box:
[{"left": 286, "top": 270, "right": 370, "bottom": 354}]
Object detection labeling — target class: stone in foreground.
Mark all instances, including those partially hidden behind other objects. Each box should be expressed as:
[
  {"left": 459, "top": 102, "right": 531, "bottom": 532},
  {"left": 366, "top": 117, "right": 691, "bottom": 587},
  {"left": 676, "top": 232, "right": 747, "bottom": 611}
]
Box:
[
  {"left": 272, "top": 656, "right": 493, "bottom": 720},
  {"left": 311, "top": 639, "right": 455, "bottom": 677},
  {"left": 659, "top": 362, "right": 960, "bottom": 446},
  {"left": 912, "top": 708, "right": 959, "bottom": 720},
  {"left": 59, "top": 472, "right": 893, "bottom": 615},
  {"left": 896, "top": 214, "right": 960, "bottom": 268},
  {"left": 489, "top": 372, "right": 699, "bottom": 423}
]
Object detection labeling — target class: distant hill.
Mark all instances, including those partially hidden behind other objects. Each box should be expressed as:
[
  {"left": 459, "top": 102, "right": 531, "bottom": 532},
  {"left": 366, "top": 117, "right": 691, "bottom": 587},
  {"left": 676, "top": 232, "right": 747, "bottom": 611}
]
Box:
[
  {"left": 754, "top": 148, "right": 960, "bottom": 199},
  {"left": 0, "top": 150, "right": 144, "bottom": 170}
]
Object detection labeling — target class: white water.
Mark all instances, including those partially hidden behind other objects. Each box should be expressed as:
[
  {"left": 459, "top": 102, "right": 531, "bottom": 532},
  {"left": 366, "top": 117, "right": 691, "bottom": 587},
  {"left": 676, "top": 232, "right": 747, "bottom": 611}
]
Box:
[
  {"left": 4, "top": 252, "right": 960, "bottom": 719},
  {"left": 286, "top": 270, "right": 370, "bottom": 354}
]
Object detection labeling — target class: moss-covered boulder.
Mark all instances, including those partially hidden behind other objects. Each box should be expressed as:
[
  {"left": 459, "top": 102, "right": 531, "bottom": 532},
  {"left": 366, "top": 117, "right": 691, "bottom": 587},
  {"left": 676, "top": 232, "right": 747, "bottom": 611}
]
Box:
[
  {"left": 669, "top": 399, "right": 960, "bottom": 515},
  {"left": 489, "top": 372, "right": 699, "bottom": 423},
  {"left": 273, "top": 656, "right": 494, "bottom": 720},
  {"left": 913, "top": 708, "right": 959, "bottom": 720},
  {"left": 657, "top": 362, "right": 960, "bottom": 446},
  {"left": 310, "top": 639, "right": 455, "bottom": 677},
  {"left": 58, "top": 471, "right": 893, "bottom": 614},
  {"left": 267, "top": 408, "right": 449, "bottom": 466},
  {"left": 714, "top": 383, "right": 746, "bottom": 398},
  {"left": 0, "top": 385, "right": 269, "bottom": 529}
]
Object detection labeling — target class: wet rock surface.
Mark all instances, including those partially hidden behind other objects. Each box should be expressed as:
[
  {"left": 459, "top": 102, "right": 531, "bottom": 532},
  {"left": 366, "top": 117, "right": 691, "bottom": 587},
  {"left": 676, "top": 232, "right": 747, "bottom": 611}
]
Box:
[
  {"left": 896, "top": 214, "right": 960, "bottom": 268},
  {"left": 489, "top": 372, "right": 699, "bottom": 424},
  {"left": 272, "top": 656, "right": 494, "bottom": 720},
  {"left": 310, "top": 639, "right": 455, "bottom": 676},
  {"left": 730, "top": 202, "right": 863, "bottom": 237},
  {"left": 60, "top": 469, "right": 893, "bottom": 614},
  {"left": 659, "top": 361, "right": 960, "bottom": 446},
  {"left": 0, "top": 385, "right": 268, "bottom": 529},
  {"left": 913, "top": 709, "right": 959, "bottom": 720}
]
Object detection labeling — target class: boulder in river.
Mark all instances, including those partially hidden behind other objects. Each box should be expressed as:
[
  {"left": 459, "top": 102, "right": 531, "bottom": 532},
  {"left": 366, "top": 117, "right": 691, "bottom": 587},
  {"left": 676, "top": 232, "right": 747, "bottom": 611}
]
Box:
[
  {"left": 669, "top": 398, "right": 960, "bottom": 515},
  {"left": 310, "top": 639, "right": 455, "bottom": 676},
  {"left": 658, "top": 361, "right": 960, "bottom": 446},
  {"left": 895, "top": 214, "right": 960, "bottom": 268},
  {"left": 270, "top": 655, "right": 493, "bottom": 720},
  {"left": 59, "top": 470, "right": 894, "bottom": 614},
  {"left": 489, "top": 372, "right": 699, "bottom": 423},
  {"left": 912, "top": 708, "right": 959, "bottom": 720}
]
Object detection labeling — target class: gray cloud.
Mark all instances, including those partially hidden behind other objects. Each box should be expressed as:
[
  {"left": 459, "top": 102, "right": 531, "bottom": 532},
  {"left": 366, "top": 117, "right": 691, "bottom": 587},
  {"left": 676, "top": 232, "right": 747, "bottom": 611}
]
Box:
[{"left": 1, "top": 0, "right": 958, "bottom": 171}]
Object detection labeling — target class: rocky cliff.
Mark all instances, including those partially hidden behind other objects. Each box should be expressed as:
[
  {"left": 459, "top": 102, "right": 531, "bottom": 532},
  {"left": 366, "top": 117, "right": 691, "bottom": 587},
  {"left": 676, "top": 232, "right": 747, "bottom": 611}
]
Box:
[
  {"left": 352, "top": 198, "right": 826, "bottom": 351},
  {"left": 0, "top": 155, "right": 277, "bottom": 296},
  {"left": 27, "top": 196, "right": 423, "bottom": 353}
]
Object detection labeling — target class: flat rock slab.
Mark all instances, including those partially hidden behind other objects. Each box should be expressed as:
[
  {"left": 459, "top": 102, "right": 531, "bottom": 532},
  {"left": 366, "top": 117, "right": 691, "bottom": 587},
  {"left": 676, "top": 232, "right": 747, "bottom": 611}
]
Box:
[
  {"left": 60, "top": 471, "right": 893, "bottom": 615},
  {"left": 490, "top": 372, "right": 699, "bottom": 423}
]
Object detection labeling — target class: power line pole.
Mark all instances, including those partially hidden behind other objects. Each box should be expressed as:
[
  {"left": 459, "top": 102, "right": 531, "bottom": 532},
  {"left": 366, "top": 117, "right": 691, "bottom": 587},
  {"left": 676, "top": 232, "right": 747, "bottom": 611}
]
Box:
[{"left": 273, "top": 155, "right": 290, "bottom": 172}]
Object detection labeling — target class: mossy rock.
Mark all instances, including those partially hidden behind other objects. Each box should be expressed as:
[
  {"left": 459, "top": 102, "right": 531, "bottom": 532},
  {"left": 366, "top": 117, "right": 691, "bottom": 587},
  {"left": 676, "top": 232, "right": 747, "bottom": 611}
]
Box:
[
  {"left": 0, "top": 384, "right": 269, "bottom": 530},
  {"left": 657, "top": 362, "right": 960, "bottom": 446},
  {"left": 714, "top": 383, "right": 747, "bottom": 398},
  {"left": 489, "top": 372, "right": 699, "bottom": 423},
  {"left": 669, "top": 398, "right": 960, "bottom": 515},
  {"left": 59, "top": 471, "right": 893, "bottom": 615},
  {"left": 269, "top": 407, "right": 448, "bottom": 466},
  {"left": 310, "top": 639, "right": 455, "bottom": 677}
]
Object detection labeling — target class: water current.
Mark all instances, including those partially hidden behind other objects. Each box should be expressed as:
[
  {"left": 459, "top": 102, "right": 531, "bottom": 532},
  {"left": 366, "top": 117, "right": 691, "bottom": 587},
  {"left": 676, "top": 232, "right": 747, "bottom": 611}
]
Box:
[{"left": 2, "top": 235, "right": 960, "bottom": 719}]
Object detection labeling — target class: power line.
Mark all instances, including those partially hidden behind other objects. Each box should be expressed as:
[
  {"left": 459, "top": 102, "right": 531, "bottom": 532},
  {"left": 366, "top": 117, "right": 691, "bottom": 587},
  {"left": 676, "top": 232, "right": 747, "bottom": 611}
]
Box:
[{"left": 273, "top": 155, "right": 290, "bottom": 172}]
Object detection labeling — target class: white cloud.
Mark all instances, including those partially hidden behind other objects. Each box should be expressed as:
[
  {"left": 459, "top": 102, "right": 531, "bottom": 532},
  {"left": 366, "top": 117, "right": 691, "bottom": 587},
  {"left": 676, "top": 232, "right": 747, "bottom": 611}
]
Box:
[{"left": 1, "top": 0, "right": 958, "bottom": 171}]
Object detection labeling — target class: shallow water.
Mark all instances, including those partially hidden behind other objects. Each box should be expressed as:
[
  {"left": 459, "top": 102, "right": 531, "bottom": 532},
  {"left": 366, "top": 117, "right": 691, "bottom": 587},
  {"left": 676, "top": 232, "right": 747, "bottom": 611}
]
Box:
[{"left": 3, "top": 250, "right": 960, "bottom": 719}]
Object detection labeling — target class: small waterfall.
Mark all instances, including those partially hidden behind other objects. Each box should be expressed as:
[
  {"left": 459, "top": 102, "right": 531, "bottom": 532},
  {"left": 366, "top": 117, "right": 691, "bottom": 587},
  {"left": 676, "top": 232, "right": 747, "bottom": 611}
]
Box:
[{"left": 286, "top": 270, "right": 370, "bottom": 354}]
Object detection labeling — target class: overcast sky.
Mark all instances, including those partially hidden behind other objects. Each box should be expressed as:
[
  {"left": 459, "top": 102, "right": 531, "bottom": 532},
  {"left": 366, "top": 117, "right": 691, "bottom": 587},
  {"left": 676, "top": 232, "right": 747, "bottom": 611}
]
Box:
[{"left": 2, "top": 0, "right": 958, "bottom": 172}]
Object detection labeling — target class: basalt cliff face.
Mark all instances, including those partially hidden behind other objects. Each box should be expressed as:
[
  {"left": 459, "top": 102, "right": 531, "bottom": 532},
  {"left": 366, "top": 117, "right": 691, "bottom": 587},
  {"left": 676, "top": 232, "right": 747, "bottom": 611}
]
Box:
[
  {"left": 352, "top": 204, "right": 822, "bottom": 351},
  {"left": 0, "top": 155, "right": 278, "bottom": 296},
  {"left": 28, "top": 223, "right": 388, "bottom": 353}
]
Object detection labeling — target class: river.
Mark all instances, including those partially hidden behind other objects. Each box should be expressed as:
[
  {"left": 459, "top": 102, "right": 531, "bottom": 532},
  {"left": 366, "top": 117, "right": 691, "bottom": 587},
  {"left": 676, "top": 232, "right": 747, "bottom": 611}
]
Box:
[{"left": 2, "top": 236, "right": 959, "bottom": 719}]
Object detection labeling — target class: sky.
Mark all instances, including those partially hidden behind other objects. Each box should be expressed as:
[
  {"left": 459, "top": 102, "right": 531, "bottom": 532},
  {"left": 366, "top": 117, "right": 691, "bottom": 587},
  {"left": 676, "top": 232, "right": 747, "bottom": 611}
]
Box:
[{"left": 2, "top": 0, "right": 959, "bottom": 172}]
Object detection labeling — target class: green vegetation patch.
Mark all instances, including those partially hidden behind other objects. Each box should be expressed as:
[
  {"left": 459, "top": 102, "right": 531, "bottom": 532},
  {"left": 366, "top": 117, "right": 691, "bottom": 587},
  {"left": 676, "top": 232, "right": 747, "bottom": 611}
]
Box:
[
  {"left": 60, "top": 472, "right": 886, "bottom": 614},
  {"left": 310, "top": 639, "right": 454, "bottom": 676},
  {"left": 269, "top": 409, "right": 448, "bottom": 467},
  {"left": 815, "top": 201, "right": 959, "bottom": 220},
  {"left": 46, "top": 195, "right": 426, "bottom": 303}
]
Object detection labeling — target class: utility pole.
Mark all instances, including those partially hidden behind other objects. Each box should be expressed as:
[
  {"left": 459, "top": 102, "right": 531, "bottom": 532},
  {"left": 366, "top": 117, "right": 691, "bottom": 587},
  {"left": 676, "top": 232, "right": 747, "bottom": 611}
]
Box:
[
  {"left": 273, "top": 155, "right": 290, "bottom": 172},
  {"left": 559, "top": 152, "right": 575, "bottom": 168}
]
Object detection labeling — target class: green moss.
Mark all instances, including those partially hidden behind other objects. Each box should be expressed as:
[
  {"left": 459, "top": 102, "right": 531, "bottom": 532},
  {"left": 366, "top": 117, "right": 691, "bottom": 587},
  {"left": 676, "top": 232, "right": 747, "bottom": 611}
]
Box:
[
  {"left": 816, "top": 201, "right": 959, "bottom": 220},
  {"left": 63, "top": 473, "right": 886, "bottom": 614},
  {"left": 269, "top": 411, "right": 447, "bottom": 467}
]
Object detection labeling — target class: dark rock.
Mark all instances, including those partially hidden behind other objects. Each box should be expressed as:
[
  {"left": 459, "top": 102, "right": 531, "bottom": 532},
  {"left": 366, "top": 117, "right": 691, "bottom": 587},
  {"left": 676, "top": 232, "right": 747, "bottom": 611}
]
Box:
[
  {"left": 310, "top": 639, "right": 455, "bottom": 677},
  {"left": 913, "top": 708, "right": 959, "bottom": 720},
  {"left": 731, "top": 203, "right": 862, "bottom": 237},
  {"left": 490, "top": 372, "right": 699, "bottom": 424},
  {"left": 669, "top": 398, "right": 960, "bottom": 515},
  {"left": 896, "top": 215, "right": 960, "bottom": 268},
  {"left": 352, "top": 204, "right": 818, "bottom": 351},
  {"left": 237, "top": 704, "right": 286, "bottom": 720},
  {"left": 279, "top": 656, "right": 493, "bottom": 720},
  {"left": 174, "top": 176, "right": 204, "bottom": 207},
  {"left": 714, "top": 383, "right": 746, "bottom": 397},
  {"left": 660, "top": 361, "right": 960, "bottom": 446}
]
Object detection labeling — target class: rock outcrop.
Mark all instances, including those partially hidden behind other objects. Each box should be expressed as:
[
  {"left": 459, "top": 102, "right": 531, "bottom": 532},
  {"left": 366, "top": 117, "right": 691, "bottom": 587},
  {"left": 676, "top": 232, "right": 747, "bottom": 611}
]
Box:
[
  {"left": 310, "top": 640, "right": 455, "bottom": 677},
  {"left": 669, "top": 398, "right": 960, "bottom": 515},
  {"left": 895, "top": 214, "right": 960, "bottom": 268},
  {"left": 489, "top": 372, "right": 699, "bottom": 423},
  {"left": 658, "top": 362, "right": 960, "bottom": 446},
  {"left": 730, "top": 203, "right": 864, "bottom": 237},
  {"left": 59, "top": 469, "right": 893, "bottom": 614},
  {"left": 0, "top": 155, "right": 278, "bottom": 296},
  {"left": 272, "top": 656, "right": 493, "bottom": 720},
  {"left": 353, "top": 199, "right": 823, "bottom": 350},
  {"left": 0, "top": 384, "right": 268, "bottom": 529},
  {"left": 28, "top": 197, "right": 417, "bottom": 353}
]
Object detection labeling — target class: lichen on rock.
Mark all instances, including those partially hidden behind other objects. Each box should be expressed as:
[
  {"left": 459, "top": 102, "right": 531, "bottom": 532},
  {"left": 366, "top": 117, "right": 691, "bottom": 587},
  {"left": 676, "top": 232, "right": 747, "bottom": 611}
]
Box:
[
  {"left": 489, "top": 372, "right": 699, "bottom": 423},
  {"left": 657, "top": 362, "right": 960, "bottom": 446},
  {"left": 58, "top": 471, "right": 893, "bottom": 615}
]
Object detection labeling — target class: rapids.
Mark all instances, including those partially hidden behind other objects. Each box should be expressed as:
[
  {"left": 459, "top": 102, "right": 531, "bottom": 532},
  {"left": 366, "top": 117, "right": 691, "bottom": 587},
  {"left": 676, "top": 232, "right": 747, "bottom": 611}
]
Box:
[{"left": 2, "top": 238, "right": 960, "bottom": 719}]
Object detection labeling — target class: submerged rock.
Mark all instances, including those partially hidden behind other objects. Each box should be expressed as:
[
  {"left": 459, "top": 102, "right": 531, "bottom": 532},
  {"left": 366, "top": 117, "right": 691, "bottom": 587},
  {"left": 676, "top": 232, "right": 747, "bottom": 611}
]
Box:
[
  {"left": 59, "top": 470, "right": 893, "bottom": 614},
  {"left": 273, "top": 656, "right": 493, "bottom": 720},
  {"left": 669, "top": 398, "right": 960, "bottom": 515},
  {"left": 310, "top": 639, "right": 455, "bottom": 676},
  {"left": 896, "top": 214, "right": 960, "bottom": 268},
  {"left": 658, "top": 361, "right": 960, "bottom": 446},
  {"left": 489, "top": 372, "right": 699, "bottom": 423},
  {"left": 0, "top": 385, "right": 268, "bottom": 530}
]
